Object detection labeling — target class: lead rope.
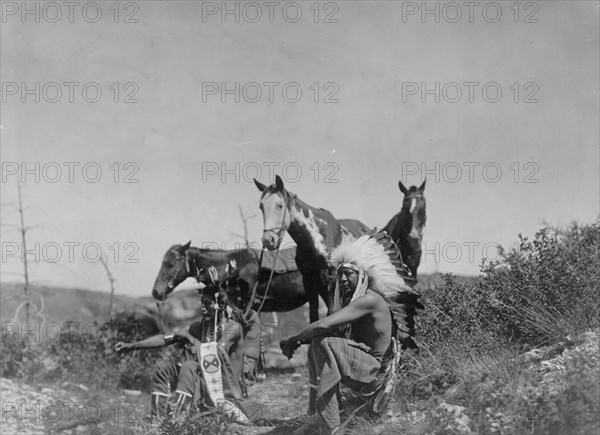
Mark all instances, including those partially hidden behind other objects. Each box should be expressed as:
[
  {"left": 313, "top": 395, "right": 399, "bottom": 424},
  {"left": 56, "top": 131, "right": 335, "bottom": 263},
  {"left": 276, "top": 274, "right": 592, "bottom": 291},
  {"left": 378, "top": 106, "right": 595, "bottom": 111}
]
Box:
[
  {"left": 253, "top": 249, "right": 280, "bottom": 383},
  {"left": 254, "top": 248, "right": 279, "bottom": 315},
  {"left": 244, "top": 249, "right": 264, "bottom": 317},
  {"left": 156, "top": 301, "right": 166, "bottom": 333}
]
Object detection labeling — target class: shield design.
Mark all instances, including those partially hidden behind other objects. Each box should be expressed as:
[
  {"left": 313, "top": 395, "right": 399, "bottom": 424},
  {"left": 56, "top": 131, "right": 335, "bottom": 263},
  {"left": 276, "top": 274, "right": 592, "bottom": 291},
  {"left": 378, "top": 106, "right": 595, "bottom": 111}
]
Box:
[{"left": 202, "top": 354, "right": 220, "bottom": 373}]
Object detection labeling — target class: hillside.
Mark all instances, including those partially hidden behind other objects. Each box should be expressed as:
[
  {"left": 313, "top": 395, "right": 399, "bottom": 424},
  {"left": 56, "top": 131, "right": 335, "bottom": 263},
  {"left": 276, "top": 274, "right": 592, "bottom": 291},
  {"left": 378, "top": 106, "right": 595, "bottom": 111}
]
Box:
[
  {"left": 0, "top": 282, "right": 152, "bottom": 325},
  {"left": 0, "top": 272, "right": 470, "bottom": 325},
  {"left": 1, "top": 273, "right": 463, "bottom": 370}
]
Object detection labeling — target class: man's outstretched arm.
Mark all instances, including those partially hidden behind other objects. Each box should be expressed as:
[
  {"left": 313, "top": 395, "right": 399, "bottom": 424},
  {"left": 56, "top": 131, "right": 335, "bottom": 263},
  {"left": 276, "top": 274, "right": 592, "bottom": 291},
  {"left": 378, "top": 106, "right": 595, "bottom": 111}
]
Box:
[
  {"left": 280, "top": 293, "right": 379, "bottom": 357},
  {"left": 115, "top": 325, "right": 192, "bottom": 353},
  {"left": 115, "top": 334, "right": 170, "bottom": 352}
]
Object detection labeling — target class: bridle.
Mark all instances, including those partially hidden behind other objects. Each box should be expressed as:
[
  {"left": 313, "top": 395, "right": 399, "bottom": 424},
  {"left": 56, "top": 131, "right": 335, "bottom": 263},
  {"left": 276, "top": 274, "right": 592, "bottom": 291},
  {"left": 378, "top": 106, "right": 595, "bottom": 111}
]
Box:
[
  {"left": 156, "top": 247, "right": 198, "bottom": 331},
  {"left": 261, "top": 189, "right": 294, "bottom": 248},
  {"left": 166, "top": 247, "right": 201, "bottom": 291},
  {"left": 246, "top": 189, "right": 292, "bottom": 316}
]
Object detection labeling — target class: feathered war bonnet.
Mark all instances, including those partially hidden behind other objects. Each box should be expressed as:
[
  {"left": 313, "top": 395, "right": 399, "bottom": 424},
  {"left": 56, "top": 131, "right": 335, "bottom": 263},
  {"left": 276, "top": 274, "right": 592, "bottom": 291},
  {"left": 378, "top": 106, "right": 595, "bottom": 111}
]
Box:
[{"left": 329, "top": 229, "right": 423, "bottom": 350}]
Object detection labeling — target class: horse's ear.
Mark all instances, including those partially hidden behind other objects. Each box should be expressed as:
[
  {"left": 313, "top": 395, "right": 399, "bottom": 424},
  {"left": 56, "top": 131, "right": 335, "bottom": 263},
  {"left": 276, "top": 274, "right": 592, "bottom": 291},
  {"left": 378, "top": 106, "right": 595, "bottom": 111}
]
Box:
[
  {"left": 178, "top": 241, "right": 191, "bottom": 253},
  {"left": 398, "top": 181, "right": 409, "bottom": 195},
  {"left": 275, "top": 175, "right": 284, "bottom": 192},
  {"left": 419, "top": 178, "right": 426, "bottom": 192},
  {"left": 254, "top": 178, "right": 266, "bottom": 192}
]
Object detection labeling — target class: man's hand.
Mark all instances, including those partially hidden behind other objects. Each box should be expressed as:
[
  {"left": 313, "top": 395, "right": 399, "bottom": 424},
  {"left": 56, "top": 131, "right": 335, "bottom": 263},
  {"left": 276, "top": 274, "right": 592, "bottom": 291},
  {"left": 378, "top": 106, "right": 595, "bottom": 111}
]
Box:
[
  {"left": 279, "top": 339, "right": 301, "bottom": 360},
  {"left": 174, "top": 330, "right": 194, "bottom": 343},
  {"left": 115, "top": 341, "right": 133, "bottom": 353}
]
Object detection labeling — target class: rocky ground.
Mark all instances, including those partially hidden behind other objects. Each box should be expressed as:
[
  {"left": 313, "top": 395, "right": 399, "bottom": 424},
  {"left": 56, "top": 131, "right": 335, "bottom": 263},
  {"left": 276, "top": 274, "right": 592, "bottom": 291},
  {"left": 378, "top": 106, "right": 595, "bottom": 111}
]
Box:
[{"left": 1, "top": 330, "right": 597, "bottom": 434}]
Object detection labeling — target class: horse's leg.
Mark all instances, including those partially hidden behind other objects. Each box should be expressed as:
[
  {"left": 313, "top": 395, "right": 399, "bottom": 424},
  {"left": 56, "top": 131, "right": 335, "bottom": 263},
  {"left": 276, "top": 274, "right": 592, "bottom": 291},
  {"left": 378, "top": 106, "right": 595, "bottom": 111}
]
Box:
[
  {"left": 303, "top": 274, "right": 320, "bottom": 324},
  {"left": 318, "top": 268, "right": 333, "bottom": 315}
]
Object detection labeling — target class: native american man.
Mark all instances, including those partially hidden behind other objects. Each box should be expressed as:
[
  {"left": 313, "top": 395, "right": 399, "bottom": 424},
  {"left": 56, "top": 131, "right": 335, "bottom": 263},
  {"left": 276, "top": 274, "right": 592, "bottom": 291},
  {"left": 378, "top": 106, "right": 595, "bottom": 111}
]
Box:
[
  {"left": 280, "top": 231, "right": 422, "bottom": 434},
  {"left": 115, "top": 267, "right": 251, "bottom": 420}
]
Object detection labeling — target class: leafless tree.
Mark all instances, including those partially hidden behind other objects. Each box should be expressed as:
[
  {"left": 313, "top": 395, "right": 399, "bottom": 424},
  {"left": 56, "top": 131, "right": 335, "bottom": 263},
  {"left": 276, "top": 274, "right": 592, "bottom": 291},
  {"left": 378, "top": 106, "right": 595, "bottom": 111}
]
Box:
[
  {"left": 229, "top": 204, "right": 257, "bottom": 248},
  {"left": 99, "top": 253, "right": 117, "bottom": 326},
  {"left": 1, "top": 180, "right": 46, "bottom": 324}
]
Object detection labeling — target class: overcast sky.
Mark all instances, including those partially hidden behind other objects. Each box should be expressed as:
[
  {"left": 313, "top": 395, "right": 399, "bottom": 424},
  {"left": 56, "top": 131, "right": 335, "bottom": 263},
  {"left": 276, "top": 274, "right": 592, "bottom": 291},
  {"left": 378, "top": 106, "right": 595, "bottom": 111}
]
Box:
[{"left": 1, "top": 1, "right": 598, "bottom": 297}]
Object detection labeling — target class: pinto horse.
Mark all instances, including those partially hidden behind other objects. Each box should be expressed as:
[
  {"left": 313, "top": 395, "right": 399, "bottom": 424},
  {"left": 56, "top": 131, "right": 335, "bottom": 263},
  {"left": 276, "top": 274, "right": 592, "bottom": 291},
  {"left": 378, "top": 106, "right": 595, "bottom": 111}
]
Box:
[
  {"left": 255, "top": 175, "right": 370, "bottom": 323},
  {"left": 383, "top": 180, "right": 426, "bottom": 278},
  {"left": 151, "top": 242, "right": 307, "bottom": 313}
]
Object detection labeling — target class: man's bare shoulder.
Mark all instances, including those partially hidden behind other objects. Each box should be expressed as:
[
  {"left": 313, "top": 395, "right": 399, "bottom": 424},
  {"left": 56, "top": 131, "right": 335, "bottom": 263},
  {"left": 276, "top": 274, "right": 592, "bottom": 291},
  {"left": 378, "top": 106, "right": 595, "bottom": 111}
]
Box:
[{"left": 350, "top": 290, "right": 387, "bottom": 308}]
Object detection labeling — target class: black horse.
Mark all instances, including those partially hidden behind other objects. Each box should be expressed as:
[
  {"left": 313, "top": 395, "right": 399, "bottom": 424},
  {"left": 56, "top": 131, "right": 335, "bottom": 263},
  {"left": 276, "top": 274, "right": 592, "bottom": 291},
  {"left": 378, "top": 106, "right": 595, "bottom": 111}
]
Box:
[
  {"left": 382, "top": 180, "right": 427, "bottom": 278},
  {"left": 152, "top": 242, "right": 308, "bottom": 313}
]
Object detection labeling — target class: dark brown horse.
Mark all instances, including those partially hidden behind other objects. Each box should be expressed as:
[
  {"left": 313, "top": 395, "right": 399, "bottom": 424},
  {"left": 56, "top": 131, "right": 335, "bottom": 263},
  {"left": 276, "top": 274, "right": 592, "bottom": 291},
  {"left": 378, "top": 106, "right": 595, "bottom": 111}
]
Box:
[
  {"left": 255, "top": 175, "right": 370, "bottom": 323},
  {"left": 151, "top": 242, "right": 308, "bottom": 313},
  {"left": 383, "top": 180, "right": 426, "bottom": 278}
]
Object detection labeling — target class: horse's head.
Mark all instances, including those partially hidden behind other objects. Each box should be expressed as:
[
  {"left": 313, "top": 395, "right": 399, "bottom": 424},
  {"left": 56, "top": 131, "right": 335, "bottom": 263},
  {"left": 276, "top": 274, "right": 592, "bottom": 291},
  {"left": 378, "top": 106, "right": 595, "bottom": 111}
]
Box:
[
  {"left": 399, "top": 179, "right": 427, "bottom": 239},
  {"left": 254, "top": 175, "right": 293, "bottom": 250},
  {"left": 152, "top": 241, "right": 192, "bottom": 301}
]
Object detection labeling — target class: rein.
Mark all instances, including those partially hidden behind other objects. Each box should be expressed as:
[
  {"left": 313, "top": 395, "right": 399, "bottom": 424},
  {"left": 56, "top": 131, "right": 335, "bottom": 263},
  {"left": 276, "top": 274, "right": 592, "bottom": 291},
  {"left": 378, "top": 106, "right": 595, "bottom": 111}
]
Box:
[
  {"left": 253, "top": 189, "right": 292, "bottom": 315},
  {"left": 254, "top": 248, "right": 279, "bottom": 315},
  {"left": 244, "top": 249, "right": 264, "bottom": 317},
  {"left": 156, "top": 301, "right": 166, "bottom": 333},
  {"left": 261, "top": 189, "right": 293, "bottom": 242},
  {"left": 166, "top": 248, "right": 201, "bottom": 290}
]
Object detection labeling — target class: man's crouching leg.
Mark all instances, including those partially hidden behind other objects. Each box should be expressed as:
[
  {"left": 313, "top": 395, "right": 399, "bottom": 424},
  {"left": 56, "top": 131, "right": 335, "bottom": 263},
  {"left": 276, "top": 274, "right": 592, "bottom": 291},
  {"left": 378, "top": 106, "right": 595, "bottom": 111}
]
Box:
[
  {"left": 151, "top": 360, "right": 179, "bottom": 419},
  {"left": 294, "top": 337, "right": 343, "bottom": 434},
  {"left": 172, "top": 360, "right": 201, "bottom": 417}
]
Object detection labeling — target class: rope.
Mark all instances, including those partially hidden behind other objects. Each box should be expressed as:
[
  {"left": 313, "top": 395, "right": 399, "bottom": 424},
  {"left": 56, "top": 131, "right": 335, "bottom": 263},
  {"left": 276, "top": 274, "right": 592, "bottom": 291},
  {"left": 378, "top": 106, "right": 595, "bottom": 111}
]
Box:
[
  {"left": 255, "top": 248, "right": 279, "bottom": 315},
  {"left": 156, "top": 301, "right": 166, "bottom": 333},
  {"left": 244, "top": 249, "right": 264, "bottom": 317}
]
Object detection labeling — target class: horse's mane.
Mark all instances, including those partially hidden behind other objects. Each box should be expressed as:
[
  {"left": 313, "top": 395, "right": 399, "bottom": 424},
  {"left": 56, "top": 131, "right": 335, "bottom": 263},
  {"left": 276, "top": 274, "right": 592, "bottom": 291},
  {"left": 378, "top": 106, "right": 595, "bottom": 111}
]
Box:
[{"left": 262, "top": 184, "right": 339, "bottom": 225}]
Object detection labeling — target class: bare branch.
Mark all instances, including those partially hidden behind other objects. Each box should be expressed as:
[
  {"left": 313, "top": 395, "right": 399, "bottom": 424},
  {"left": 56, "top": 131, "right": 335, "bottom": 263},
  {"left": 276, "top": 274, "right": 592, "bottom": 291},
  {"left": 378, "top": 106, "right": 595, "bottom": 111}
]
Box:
[
  {"left": 1, "top": 229, "right": 20, "bottom": 237},
  {"left": 235, "top": 204, "right": 257, "bottom": 248},
  {"left": 0, "top": 223, "right": 21, "bottom": 230},
  {"left": 99, "top": 253, "right": 117, "bottom": 324},
  {"left": 24, "top": 223, "right": 51, "bottom": 232},
  {"left": 12, "top": 301, "right": 27, "bottom": 323},
  {"left": 1, "top": 202, "right": 19, "bottom": 212}
]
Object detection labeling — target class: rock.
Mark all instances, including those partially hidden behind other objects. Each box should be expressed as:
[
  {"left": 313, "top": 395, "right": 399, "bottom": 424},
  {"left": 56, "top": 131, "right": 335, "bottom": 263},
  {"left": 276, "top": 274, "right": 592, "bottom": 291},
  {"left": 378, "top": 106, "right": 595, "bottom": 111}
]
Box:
[
  {"left": 1, "top": 377, "right": 74, "bottom": 435},
  {"left": 522, "top": 348, "right": 544, "bottom": 364},
  {"left": 437, "top": 402, "right": 471, "bottom": 434},
  {"left": 122, "top": 389, "right": 142, "bottom": 397},
  {"left": 42, "top": 356, "right": 59, "bottom": 372},
  {"left": 61, "top": 381, "right": 89, "bottom": 392}
]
